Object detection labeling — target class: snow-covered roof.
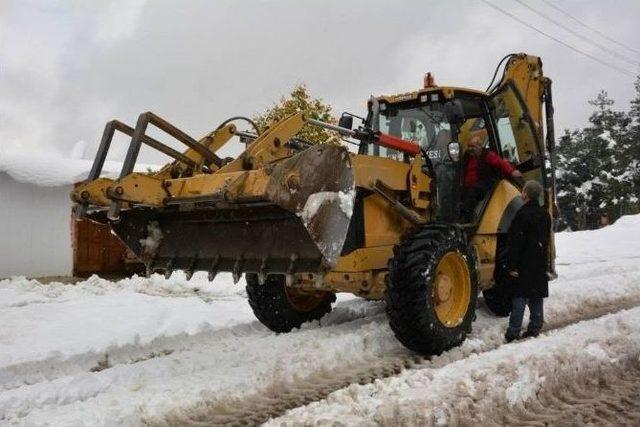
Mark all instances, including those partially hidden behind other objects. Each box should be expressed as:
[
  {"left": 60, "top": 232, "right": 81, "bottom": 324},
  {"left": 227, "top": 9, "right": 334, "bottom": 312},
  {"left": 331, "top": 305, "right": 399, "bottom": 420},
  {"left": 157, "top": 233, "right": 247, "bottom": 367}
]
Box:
[{"left": 0, "top": 152, "right": 158, "bottom": 187}]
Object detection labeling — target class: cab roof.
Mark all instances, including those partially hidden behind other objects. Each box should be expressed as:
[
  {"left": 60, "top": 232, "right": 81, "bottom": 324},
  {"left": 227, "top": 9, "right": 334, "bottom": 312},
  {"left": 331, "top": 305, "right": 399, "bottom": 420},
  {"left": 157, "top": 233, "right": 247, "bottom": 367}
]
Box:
[{"left": 371, "top": 86, "right": 488, "bottom": 105}]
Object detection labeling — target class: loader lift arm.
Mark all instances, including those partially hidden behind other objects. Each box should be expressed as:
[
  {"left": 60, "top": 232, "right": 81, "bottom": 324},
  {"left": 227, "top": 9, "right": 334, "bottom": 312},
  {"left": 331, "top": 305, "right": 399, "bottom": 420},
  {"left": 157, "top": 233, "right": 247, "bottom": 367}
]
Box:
[
  {"left": 108, "top": 112, "right": 223, "bottom": 219},
  {"left": 72, "top": 112, "right": 237, "bottom": 218}
]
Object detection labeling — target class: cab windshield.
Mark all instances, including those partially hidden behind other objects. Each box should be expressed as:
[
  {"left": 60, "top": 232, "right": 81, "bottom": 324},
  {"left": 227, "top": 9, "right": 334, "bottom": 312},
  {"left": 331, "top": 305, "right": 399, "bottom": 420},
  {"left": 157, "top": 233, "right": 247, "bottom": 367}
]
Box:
[{"left": 362, "top": 102, "right": 451, "bottom": 161}]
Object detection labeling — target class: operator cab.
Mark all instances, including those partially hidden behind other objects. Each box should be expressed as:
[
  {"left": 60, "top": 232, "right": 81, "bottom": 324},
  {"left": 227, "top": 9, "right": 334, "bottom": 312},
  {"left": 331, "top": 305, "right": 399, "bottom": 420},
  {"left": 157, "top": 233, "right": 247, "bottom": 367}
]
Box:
[{"left": 357, "top": 84, "right": 548, "bottom": 223}]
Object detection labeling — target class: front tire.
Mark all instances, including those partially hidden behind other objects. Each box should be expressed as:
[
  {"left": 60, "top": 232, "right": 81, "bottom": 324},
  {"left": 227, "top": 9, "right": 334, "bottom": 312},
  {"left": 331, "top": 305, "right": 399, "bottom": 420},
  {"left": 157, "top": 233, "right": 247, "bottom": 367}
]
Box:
[
  {"left": 246, "top": 274, "right": 335, "bottom": 333},
  {"left": 385, "top": 228, "right": 478, "bottom": 355}
]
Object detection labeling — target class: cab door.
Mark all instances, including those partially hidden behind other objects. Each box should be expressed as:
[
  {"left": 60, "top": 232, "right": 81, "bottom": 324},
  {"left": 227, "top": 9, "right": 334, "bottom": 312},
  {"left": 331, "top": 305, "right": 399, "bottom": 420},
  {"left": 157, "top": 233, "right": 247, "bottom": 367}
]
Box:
[
  {"left": 489, "top": 81, "right": 545, "bottom": 193},
  {"left": 489, "top": 80, "right": 556, "bottom": 275}
]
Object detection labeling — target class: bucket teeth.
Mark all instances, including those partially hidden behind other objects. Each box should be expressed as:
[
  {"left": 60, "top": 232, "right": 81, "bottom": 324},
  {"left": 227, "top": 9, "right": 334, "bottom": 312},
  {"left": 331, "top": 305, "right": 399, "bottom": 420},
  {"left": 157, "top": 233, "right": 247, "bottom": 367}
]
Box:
[
  {"left": 164, "top": 258, "right": 174, "bottom": 280},
  {"left": 208, "top": 270, "right": 218, "bottom": 282},
  {"left": 208, "top": 255, "right": 220, "bottom": 282},
  {"left": 145, "top": 259, "right": 154, "bottom": 278},
  {"left": 258, "top": 257, "right": 268, "bottom": 284},
  {"left": 185, "top": 256, "right": 198, "bottom": 281},
  {"left": 232, "top": 257, "right": 244, "bottom": 284}
]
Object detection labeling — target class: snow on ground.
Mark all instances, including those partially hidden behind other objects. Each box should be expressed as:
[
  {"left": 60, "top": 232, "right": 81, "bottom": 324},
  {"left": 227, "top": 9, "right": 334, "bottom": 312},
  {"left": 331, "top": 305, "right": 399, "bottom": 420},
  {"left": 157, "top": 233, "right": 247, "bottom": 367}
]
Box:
[
  {"left": 270, "top": 307, "right": 640, "bottom": 425},
  {"left": 554, "top": 213, "right": 640, "bottom": 265},
  {"left": 0, "top": 215, "right": 639, "bottom": 425},
  {"left": 0, "top": 273, "right": 251, "bottom": 370}
]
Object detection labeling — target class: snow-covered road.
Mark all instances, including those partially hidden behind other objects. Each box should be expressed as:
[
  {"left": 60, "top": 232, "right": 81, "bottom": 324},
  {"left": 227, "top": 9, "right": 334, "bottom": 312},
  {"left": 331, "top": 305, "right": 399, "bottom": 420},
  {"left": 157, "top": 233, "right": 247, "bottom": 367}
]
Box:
[{"left": 1, "top": 215, "right": 639, "bottom": 425}]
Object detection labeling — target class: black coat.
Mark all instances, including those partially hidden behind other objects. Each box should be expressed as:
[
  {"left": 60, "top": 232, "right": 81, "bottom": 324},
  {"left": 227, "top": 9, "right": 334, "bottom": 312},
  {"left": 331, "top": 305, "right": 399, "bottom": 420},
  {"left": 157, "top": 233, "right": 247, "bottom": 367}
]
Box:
[{"left": 507, "top": 199, "right": 551, "bottom": 298}]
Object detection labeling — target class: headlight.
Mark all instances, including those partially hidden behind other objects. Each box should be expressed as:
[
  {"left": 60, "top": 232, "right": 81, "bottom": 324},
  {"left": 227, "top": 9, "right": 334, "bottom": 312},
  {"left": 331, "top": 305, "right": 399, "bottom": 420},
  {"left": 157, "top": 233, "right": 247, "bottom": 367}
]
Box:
[{"left": 447, "top": 142, "right": 461, "bottom": 162}]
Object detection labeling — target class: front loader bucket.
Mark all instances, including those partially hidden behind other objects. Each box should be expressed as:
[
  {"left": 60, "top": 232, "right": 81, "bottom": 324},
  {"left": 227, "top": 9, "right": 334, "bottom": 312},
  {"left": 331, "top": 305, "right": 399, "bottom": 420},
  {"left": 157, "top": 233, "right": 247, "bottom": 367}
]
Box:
[{"left": 88, "top": 144, "right": 355, "bottom": 280}]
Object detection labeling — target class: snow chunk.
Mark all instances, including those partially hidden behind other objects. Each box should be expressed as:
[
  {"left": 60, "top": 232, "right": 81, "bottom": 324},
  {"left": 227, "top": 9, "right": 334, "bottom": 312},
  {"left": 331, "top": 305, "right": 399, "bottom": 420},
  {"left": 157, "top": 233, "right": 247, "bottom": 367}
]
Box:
[
  {"left": 139, "top": 221, "right": 163, "bottom": 255},
  {"left": 301, "top": 189, "right": 355, "bottom": 224},
  {"left": 582, "top": 343, "right": 609, "bottom": 361},
  {"left": 505, "top": 366, "right": 545, "bottom": 406},
  {"left": 338, "top": 189, "right": 356, "bottom": 217}
]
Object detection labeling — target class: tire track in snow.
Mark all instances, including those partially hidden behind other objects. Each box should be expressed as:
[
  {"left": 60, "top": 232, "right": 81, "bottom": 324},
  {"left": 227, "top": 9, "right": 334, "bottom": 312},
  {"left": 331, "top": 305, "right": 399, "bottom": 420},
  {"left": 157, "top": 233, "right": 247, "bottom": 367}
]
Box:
[
  {"left": 156, "top": 294, "right": 640, "bottom": 425},
  {"left": 492, "top": 357, "right": 640, "bottom": 427},
  {"left": 0, "top": 299, "right": 381, "bottom": 392},
  {"left": 269, "top": 307, "right": 640, "bottom": 427}
]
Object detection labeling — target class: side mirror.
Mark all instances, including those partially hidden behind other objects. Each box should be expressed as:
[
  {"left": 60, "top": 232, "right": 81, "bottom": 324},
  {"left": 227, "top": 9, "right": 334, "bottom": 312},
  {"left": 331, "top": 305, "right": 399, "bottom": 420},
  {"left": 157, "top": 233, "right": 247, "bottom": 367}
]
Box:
[
  {"left": 338, "top": 114, "right": 353, "bottom": 130},
  {"left": 447, "top": 141, "right": 461, "bottom": 162},
  {"left": 443, "top": 100, "right": 465, "bottom": 126}
]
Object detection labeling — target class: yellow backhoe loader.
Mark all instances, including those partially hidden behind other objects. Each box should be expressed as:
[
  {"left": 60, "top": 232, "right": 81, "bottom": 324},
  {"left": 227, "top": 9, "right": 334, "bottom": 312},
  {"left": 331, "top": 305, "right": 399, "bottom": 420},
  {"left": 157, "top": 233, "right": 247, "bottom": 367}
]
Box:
[{"left": 72, "top": 53, "right": 557, "bottom": 355}]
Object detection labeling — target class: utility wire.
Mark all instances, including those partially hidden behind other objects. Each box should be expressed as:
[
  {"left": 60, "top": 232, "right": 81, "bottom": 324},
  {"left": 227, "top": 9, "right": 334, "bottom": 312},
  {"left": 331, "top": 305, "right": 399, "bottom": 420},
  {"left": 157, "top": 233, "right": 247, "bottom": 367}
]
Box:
[
  {"left": 540, "top": 0, "right": 640, "bottom": 58},
  {"left": 480, "top": 0, "right": 636, "bottom": 77},
  {"left": 513, "top": 0, "right": 639, "bottom": 67}
]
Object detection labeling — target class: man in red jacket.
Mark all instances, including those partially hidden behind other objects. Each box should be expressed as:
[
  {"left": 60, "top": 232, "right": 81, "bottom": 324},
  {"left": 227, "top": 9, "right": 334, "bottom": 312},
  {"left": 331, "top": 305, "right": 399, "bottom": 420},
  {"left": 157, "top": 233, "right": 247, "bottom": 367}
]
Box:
[{"left": 462, "top": 135, "right": 523, "bottom": 221}]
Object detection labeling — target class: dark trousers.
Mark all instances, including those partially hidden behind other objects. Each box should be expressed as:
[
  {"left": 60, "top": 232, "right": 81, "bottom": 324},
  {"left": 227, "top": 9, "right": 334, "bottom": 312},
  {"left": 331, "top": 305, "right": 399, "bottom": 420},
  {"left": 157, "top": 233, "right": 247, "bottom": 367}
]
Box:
[
  {"left": 507, "top": 297, "right": 544, "bottom": 335},
  {"left": 462, "top": 186, "right": 484, "bottom": 222}
]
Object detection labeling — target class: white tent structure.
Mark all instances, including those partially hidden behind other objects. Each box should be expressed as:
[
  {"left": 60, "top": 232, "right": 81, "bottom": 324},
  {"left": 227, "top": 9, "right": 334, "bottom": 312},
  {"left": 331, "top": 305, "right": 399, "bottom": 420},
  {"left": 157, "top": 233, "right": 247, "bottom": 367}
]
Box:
[{"left": 0, "top": 152, "right": 155, "bottom": 278}]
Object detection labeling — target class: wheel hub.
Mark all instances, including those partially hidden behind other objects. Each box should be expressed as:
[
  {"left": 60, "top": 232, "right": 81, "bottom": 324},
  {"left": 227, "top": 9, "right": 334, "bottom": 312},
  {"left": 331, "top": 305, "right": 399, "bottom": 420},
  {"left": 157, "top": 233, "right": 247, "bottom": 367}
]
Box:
[
  {"left": 432, "top": 251, "right": 472, "bottom": 328},
  {"left": 284, "top": 286, "right": 327, "bottom": 312},
  {"left": 436, "top": 274, "right": 453, "bottom": 302}
]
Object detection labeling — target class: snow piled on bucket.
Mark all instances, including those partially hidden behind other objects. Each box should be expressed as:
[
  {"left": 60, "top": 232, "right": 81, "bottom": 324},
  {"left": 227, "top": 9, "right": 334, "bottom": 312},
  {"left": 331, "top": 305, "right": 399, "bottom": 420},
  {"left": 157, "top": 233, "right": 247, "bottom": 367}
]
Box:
[
  {"left": 300, "top": 189, "right": 356, "bottom": 224},
  {"left": 300, "top": 189, "right": 356, "bottom": 266}
]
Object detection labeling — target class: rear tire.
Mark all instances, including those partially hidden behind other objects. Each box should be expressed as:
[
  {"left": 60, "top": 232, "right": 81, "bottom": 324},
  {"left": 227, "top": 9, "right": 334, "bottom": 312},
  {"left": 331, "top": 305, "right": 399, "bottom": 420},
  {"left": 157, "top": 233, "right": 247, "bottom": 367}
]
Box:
[
  {"left": 386, "top": 228, "right": 478, "bottom": 355},
  {"left": 482, "top": 288, "right": 511, "bottom": 317},
  {"left": 482, "top": 234, "right": 511, "bottom": 317},
  {"left": 246, "top": 274, "right": 335, "bottom": 333}
]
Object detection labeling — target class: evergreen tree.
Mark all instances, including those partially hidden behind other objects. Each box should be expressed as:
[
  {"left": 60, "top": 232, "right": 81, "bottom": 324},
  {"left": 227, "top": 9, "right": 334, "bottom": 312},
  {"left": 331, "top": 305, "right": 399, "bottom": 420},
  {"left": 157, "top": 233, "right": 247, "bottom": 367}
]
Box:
[
  {"left": 626, "top": 75, "right": 640, "bottom": 207},
  {"left": 556, "top": 88, "right": 639, "bottom": 230}
]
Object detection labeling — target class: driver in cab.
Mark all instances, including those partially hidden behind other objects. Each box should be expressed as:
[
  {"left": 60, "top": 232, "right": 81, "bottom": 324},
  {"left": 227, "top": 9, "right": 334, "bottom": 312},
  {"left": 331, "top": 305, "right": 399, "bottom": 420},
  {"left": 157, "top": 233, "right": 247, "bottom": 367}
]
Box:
[{"left": 462, "top": 132, "right": 524, "bottom": 221}]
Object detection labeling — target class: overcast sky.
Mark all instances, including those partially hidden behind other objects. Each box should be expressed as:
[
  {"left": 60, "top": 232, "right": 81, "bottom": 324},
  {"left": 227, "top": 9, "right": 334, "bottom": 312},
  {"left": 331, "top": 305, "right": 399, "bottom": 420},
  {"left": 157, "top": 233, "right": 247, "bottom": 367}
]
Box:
[{"left": 1, "top": 0, "right": 639, "bottom": 163}]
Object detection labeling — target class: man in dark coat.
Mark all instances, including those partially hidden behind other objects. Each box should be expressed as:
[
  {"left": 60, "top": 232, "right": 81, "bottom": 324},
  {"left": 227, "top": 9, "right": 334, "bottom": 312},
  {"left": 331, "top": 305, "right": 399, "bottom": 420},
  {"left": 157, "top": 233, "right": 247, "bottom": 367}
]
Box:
[{"left": 505, "top": 180, "right": 551, "bottom": 342}]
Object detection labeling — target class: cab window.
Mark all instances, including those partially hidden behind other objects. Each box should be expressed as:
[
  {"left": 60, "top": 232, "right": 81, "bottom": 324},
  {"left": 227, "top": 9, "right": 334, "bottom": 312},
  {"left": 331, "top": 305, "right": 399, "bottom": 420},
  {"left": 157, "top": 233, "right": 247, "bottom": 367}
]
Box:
[
  {"left": 490, "top": 82, "right": 544, "bottom": 189},
  {"left": 364, "top": 102, "right": 450, "bottom": 160}
]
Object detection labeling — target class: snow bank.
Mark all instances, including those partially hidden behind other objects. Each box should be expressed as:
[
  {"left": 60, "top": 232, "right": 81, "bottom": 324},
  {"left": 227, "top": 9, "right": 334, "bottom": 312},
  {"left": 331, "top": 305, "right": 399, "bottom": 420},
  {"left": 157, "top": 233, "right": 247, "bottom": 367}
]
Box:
[
  {"left": 555, "top": 213, "right": 640, "bottom": 265},
  {"left": 0, "top": 273, "right": 251, "bottom": 368}
]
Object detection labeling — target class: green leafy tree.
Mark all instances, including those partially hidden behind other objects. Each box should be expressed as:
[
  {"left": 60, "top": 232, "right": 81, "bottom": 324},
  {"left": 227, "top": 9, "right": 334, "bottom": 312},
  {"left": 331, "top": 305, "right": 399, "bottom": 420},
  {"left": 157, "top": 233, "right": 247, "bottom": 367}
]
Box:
[{"left": 253, "top": 84, "right": 336, "bottom": 144}]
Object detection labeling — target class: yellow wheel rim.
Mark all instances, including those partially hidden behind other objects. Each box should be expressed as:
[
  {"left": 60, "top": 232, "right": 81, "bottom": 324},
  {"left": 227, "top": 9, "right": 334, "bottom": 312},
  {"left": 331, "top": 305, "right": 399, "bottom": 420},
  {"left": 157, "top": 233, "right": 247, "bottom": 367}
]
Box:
[
  {"left": 284, "top": 287, "right": 327, "bottom": 312},
  {"left": 433, "top": 252, "right": 472, "bottom": 328}
]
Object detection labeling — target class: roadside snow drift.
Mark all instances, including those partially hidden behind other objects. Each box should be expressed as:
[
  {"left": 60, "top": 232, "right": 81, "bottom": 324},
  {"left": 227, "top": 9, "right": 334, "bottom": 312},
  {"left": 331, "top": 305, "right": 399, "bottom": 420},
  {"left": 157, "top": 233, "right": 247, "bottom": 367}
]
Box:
[{"left": 0, "top": 215, "right": 639, "bottom": 425}]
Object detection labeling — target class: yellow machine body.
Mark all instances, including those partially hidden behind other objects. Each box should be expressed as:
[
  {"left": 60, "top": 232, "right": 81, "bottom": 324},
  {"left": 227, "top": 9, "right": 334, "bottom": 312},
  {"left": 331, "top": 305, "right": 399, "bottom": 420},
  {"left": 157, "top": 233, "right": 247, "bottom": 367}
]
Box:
[{"left": 72, "top": 53, "right": 556, "bottom": 302}]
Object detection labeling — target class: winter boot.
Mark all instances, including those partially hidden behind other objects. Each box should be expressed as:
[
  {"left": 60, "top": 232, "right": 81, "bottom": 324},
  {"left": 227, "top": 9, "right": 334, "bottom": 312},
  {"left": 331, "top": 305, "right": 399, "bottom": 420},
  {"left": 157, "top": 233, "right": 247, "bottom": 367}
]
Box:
[
  {"left": 522, "top": 329, "right": 540, "bottom": 339},
  {"left": 504, "top": 331, "right": 520, "bottom": 343}
]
